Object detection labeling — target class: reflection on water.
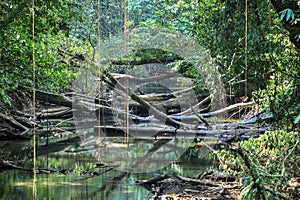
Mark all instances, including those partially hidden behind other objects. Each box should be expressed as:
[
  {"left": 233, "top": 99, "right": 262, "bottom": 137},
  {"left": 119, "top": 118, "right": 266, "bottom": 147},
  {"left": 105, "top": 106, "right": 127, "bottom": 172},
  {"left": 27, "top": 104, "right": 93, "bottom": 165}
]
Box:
[
  {"left": 0, "top": 163, "right": 211, "bottom": 200},
  {"left": 0, "top": 170, "right": 150, "bottom": 200},
  {"left": 0, "top": 136, "right": 213, "bottom": 199}
]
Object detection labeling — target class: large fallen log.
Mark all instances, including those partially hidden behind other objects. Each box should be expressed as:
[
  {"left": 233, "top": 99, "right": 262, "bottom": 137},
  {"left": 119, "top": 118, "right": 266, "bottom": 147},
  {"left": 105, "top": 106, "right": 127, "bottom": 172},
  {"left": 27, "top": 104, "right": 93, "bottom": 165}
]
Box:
[
  {"left": 112, "top": 73, "right": 175, "bottom": 83},
  {"left": 94, "top": 125, "right": 270, "bottom": 141},
  {"left": 103, "top": 71, "right": 193, "bottom": 129},
  {"left": 138, "top": 93, "right": 176, "bottom": 101},
  {"left": 177, "top": 94, "right": 213, "bottom": 116},
  {"left": 36, "top": 108, "right": 73, "bottom": 120},
  {"left": 37, "top": 136, "right": 81, "bottom": 156},
  {"left": 0, "top": 112, "right": 29, "bottom": 131},
  {"left": 35, "top": 90, "right": 73, "bottom": 108}
]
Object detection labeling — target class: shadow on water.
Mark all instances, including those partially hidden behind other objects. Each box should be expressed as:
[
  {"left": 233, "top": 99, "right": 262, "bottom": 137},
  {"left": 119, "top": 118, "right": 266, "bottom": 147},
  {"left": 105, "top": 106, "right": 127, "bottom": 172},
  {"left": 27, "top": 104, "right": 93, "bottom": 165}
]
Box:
[{"left": 0, "top": 135, "right": 214, "bottom": 200}]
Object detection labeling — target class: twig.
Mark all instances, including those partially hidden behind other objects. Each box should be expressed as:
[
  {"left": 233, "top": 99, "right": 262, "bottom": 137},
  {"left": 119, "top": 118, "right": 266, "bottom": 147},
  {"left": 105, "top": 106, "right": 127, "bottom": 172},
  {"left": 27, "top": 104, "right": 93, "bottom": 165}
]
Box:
[
  {"left": 281, "top": 140, "right": 299, "bottom": 176},
  {"left": 55, "top": 117, "right": 74, "bottom": 127},
  {"left": 177, "top": 93, "right": 213, "bottom": 116},
  {"left": 190, "top": 104, "right": 210, "bottom": 127}
]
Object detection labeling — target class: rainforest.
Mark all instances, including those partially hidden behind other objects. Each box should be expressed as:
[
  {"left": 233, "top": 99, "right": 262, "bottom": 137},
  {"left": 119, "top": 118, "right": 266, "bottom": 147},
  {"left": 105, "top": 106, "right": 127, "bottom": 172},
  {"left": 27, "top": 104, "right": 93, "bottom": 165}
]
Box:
[{"left": 0, "top": 0, "right": 299, "bottom": 199}]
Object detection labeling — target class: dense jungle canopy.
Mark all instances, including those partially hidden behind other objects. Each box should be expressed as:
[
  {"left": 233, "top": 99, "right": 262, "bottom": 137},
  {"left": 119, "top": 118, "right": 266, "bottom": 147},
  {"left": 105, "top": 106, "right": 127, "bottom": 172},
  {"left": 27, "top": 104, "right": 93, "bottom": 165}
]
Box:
[{"left": 1, "top": 0, "right": 299, "bottom": 127}]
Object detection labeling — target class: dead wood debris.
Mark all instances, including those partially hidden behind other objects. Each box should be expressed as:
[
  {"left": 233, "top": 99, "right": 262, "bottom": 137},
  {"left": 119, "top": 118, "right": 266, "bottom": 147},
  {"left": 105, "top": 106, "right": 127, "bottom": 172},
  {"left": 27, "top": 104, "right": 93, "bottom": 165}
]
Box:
[{"left": 137, "top": 170, "right": 241, "bottom": 200}]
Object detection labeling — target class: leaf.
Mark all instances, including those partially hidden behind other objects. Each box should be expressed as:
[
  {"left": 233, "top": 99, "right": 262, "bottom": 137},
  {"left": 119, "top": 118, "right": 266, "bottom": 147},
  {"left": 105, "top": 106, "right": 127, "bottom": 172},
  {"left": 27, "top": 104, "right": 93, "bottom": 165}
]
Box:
[
  {"left": 286, "top": 9, "right": 295, "bottom": 21},
  {"left": 279, "top": 9, "right": 295, "bottom": 22},
  {"left": 279, "top": 9, "right": 287, "bottom": 21},
  {"left": 294, "top": 115, "right": 300, "bottom": 124},
  {"left": 240, "top": 183, "right": 253, "bottom": 198}
]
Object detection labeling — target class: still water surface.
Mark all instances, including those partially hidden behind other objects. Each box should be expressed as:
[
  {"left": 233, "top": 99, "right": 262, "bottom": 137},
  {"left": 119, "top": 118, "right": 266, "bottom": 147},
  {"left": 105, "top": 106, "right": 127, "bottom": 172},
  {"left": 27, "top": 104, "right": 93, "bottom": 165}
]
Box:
[{"left": 0, "top": 137, "right": 213, "bottom": 200}]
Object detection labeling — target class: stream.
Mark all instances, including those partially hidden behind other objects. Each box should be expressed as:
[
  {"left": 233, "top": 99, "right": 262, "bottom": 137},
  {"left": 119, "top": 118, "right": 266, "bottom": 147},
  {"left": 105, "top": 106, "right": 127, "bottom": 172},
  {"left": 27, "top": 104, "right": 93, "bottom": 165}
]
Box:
[{"left": 0, "top": 134, "right": 214, "bottom": 200}]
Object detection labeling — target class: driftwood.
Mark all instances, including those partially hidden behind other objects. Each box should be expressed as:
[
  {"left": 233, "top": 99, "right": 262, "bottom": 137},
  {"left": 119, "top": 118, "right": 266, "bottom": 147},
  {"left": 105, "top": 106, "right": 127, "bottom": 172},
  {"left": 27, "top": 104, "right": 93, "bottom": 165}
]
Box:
[{"left": 138, "top": 170, "right": 240, "bottom": 199}]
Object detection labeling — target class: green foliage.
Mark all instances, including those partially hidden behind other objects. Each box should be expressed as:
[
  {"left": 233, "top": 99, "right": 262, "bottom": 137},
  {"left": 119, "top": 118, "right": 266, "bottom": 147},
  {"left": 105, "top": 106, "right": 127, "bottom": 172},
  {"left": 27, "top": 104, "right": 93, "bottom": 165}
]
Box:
[
  {"left": 279, "top": 8, "right": 295, "bottom": 22},
  {"left": 294, "top": 115, "right": 300, "bottom": 124},
  {"left": 213, "top": 130, "right": 299, "bottom": 199},
  {"left": 0, "top": 0, "right": 89, "bottom": 109},
  {"left": 154, "top": 0, "right": 300, "bottom": 128},
  {"left": 265, "top": 74, "right": 300, "bottom": 128},
  {"left": 1, "top": 0, "right": 299, "bottom": 128}
]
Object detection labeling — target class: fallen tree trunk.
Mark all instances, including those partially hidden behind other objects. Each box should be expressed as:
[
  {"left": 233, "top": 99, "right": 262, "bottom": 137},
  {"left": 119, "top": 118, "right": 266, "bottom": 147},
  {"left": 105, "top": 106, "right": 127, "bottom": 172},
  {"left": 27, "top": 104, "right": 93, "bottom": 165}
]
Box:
[
  {"left": 112, "top": 73, "right": 175, "bottom": 83},
  {"left": 103, "top": 71, "right": 193, "bottom": 129},
  {"left": 136, "top": 174, "right": 172, "bottom": 185},
  {"left": 173, "top": 172, "right": 219, "bottom": 187},
  {"left": 36, "top": 108, "right": 73, "bottom": 120},
  {"left": 177, "top": 94, "right": 213, "bottom": 116},
  {"left": 0, "top": 131, "right": 30, "bottom": 140},
  {"left": 0, "top": 112, "right": 29, "bottom": 131},
  {"left": 35, "top": 90, "right": 73, "bottom": 108},
  {"left": 138, "top": 93, "right": 176, "bottom": 101},
  {"left": 94, "top": 125, "right": 270, "bottom": 140},
  {"left": 198, "top": 101, "right": 257, "bottom": 117},
  {"left": 37, "top": 136, "right": 81, "bottom": 156}
]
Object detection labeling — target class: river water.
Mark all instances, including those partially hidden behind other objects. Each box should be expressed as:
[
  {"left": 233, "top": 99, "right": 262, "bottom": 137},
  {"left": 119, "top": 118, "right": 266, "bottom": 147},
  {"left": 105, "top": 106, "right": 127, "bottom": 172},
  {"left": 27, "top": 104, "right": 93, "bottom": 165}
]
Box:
[{"left": 0, "top": 136, "right": 214, "bottom": 200}]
